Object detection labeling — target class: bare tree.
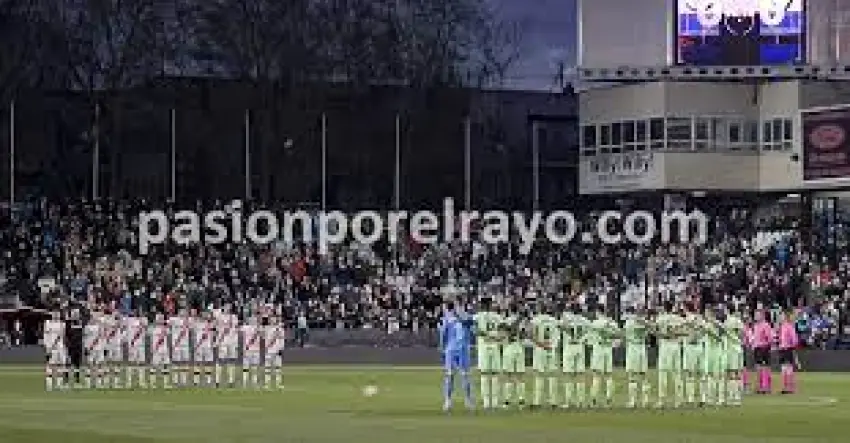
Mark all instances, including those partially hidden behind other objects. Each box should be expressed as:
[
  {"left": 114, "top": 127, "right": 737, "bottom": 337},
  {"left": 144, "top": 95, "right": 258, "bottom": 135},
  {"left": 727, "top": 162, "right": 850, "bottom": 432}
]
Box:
[
  {"left": 0, "top": 1, "right": 69, "bottom": 102},
  {"left": 0, "top": 0, "right": 33, "bottom": 101},
  {"left": 380, "top": 0, "right": 523, "bottom": 88},
  {"left": 59, "top": 0, "right": 165, "bottom": 91},
  {"left": 467, "top": 10, "right": 524, "bottom": 88},
  {"left": 54, "top": 0, "right": 171, "bottom": 197},
  {"left": 195, "top": 0, "right": 321, "bottom": 81},
  {"left": 193, "top": 0, "right": 328, "bottom": 201}
]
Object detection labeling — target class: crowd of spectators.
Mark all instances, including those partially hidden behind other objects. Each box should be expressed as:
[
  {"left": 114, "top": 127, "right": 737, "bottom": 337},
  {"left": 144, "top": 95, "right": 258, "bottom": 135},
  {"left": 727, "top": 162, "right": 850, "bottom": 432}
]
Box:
[{"left": 0, "top": 198, "right": 848, "bottom": 349}]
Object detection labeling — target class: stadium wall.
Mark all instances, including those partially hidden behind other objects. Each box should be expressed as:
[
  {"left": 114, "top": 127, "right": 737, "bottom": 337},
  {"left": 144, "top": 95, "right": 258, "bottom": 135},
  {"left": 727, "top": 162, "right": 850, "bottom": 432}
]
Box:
[
  {"left": 2, "top": 345, "right": 850, "bottom": 372},
  {"left": 578, "top": 81, "right": 813, "bottom": 194},
  {"left": 662, "top": 152, "right": 760, "bottom": 190}
]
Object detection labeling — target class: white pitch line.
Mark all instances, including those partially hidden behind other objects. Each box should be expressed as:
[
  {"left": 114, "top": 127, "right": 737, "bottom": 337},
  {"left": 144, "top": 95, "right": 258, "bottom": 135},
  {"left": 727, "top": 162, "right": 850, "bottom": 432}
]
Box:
[
  {"left": 0, "top": 365, "right": 440, "bottom": 374},
  {"left": 754, "top": 396, "right": 839, "bottom": 407}
]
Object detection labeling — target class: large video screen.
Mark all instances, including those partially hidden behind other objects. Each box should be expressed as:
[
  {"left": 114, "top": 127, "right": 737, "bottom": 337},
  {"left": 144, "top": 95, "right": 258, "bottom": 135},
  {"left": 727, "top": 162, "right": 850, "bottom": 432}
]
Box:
[{"left": 675, "top": 1, "right": 805, "bottom": 66}]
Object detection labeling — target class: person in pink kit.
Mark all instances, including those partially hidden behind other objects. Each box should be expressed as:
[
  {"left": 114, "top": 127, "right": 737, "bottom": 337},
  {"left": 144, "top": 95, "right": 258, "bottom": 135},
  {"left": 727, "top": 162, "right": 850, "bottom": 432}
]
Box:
[
  {"left": 742, "top": 319, "right": 754, "bottom": 392},
  {"left": 777, "top": 311, "right": 800, "bottom": 394},
  {"left": 751, "top": 310, "right": 774, "bottom": 394}
]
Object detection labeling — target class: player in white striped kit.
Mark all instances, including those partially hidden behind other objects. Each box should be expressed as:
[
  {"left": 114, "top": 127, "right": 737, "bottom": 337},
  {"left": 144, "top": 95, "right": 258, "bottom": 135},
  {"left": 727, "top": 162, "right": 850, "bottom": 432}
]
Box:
[
  {"left": 192, "top": 310, "right": 216, "bottom": 387},
  {"left": 101, "top": 310, "right": 125, "bottom": 388},
  {"left": 124, "top": 314, "right": 149, "bottom": 388},
  {"left": 83, "top": 314, "right": 105, "bottom": 388},
  {"left": 215, "top": 307, "right": 240, "bottom": 387},
  {"left": 43, "top": 312, "right": 67, "bottom": 391},
  {"left": 241, "top": 316, "right": 263, "bottom": 388},
  {"left": 263, "top": 315, "right": 286, "bottom": 390},
  {"left": 149, "top": 314, "right": 172, "bottom": 389},
  {"left": 169, "top": 311, "right": 192, "bottom": 386}
]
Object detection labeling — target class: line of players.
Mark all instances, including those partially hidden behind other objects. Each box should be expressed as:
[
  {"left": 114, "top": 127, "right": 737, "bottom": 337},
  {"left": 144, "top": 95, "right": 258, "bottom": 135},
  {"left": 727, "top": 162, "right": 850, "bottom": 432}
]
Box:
[
  {"left": 471, "top": 299, "right": 797, "bottom": 410},
  {"left": 42, "top": 306, "right": 287, "bottom": 391}
]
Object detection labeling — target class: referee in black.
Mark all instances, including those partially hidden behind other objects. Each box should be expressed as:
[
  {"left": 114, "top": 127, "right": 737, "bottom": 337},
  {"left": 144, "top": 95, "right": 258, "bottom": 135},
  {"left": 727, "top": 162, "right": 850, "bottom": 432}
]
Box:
[{"left": 63, "top": 302, "right": 88, "bottom": 386}]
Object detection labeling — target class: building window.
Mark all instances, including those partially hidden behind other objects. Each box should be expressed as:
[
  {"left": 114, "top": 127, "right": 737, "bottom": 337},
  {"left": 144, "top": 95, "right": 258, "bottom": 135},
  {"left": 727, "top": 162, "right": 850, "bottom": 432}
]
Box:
[
  {"left": 623, "top": 120, "right": 639, "bottom": 153},
  {"left": 772, "top": 119, "right": 782, "bottom": 144},
  {"left": 727, "top": 118, "right": 757, "bottom": 151},
  {"left": 713, "top": 118, "right": 728, "bottom": 149},
  {"left": 610, "top": 122, "right": 623, "bottom": 154},
  {"left": 581, "top": 125, "right": 597, "bottom": 157},
  {"left": 598, "top": 124, "right": 611, "bottom": 154},
  {"left": 729, "top": 121, "right": 741, "bottom": 143},
  {"left": 782, "top": 119, "right": 793, "bottom": 150},
  {"left": 582, "top": 125, "right": 596, "bottom": 148},
  {"left": 635, "top": 120, "right": 647, "bottom": 151},
  {"left": 744, "top": 120, "right": 759, "bottom": 151},
  {"left": 761, "top": 118, "right": 793, "bottom": 151},
  {"left": 623, "top": 120, "right": 635, "bottom": 143},
  {"left": 704, "top": 116, "right": 756, "bottom": 151},
  {"left": 695, "top": 117, "right": 710, "bottom": 150},
  {"left": 666, "top": 117, "right": 692, "bottom": 150},
  {"left": 649, "top": 118, "right": 665, "bottom": 150}
]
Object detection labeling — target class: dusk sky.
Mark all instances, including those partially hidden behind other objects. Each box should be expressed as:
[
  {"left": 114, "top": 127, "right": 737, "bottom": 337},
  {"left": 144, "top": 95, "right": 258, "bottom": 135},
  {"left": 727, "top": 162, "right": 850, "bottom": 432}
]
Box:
[{"left": 495, "top": 0, "right": 577, "bottom": 90}]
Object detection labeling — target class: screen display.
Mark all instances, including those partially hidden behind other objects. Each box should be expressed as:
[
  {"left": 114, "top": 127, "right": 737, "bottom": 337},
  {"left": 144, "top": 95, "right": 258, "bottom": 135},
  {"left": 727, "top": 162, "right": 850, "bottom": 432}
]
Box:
[{"left": 675, "top": 0, "right": 805, "bottom": 65}]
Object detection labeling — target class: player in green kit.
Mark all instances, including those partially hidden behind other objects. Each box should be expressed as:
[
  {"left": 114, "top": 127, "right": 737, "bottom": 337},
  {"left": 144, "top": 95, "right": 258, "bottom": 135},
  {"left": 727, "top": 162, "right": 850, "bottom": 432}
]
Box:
[
  {"left": 474, "top": 298, "right": 503, "bottom": 409},
  {"left": 655, "top": 302, "right": 685, "bottom": 408},
  {"left": 501, "top": 304, "right": 527, "bottom": 408},
  {"left": 530, "top": 304, "right": 561, "bottom": 408},
  {"left": 681, "top": 303, "right": 706, "bottom": 406},
  {"left": 701, "top": 306, "right": 726, "bottom": 406},
  {"left": 623, "top": 307, "right": 651, "bottom": 408},
  {"left": 560, "top": 303, "right": 589, "bottom": 408},
  {"left": 722, "top": 305, "right": 745, "bottom": 406},
  {"left": 588, "top": 305, "right": 618, "bottom": 407}
]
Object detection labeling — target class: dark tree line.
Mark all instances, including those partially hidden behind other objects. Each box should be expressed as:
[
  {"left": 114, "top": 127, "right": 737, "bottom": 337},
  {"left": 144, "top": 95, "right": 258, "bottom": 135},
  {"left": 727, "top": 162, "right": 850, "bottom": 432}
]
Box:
[
  {"left": 1, "top": 0, "right": 522, "bottom": 98},
  {"left": 0, "top": 0, "right": 525, "bottom": 207}
]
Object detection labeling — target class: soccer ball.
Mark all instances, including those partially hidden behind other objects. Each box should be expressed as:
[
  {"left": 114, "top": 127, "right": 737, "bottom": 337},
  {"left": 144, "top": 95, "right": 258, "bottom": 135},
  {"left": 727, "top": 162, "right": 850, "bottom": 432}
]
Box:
[{"left": 361, "top": 385, "right": 379, "bottom": 397}]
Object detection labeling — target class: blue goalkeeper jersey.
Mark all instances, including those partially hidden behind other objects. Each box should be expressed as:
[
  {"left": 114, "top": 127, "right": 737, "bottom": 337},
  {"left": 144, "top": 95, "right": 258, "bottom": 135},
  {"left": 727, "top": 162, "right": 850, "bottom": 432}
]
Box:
[{"left": 440, "top": 312, "right": 472, "bottom": 355}]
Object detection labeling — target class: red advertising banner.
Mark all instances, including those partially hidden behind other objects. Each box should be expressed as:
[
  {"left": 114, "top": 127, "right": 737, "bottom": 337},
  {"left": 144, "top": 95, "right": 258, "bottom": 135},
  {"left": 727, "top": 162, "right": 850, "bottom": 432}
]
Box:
[{"left": 803, "top": 107, "right": 850, "bottom": 181}]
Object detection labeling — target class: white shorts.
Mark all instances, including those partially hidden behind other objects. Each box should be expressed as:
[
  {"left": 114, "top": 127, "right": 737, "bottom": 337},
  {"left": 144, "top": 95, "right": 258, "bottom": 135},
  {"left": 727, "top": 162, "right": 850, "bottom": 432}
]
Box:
[
  {"left": 151, "top": 352, "right": 171, "bottom": 366},
  {"left": 265, "top": 352, "right": 283, "bottom": 367},
  {"left": 194, "top": 347, "right": 214, "bottom": 363},
  {"left": 172, "top": 348, "right": 191, "bottom": 364},
  {"left": 128, "top": 347, "right": 147, "bottom": 364},
  {"left": 218, "top": 346, "right": 239, "bottom": 360},
  {"left": 48, "top": 349, "right": 67, "bottom": 366},
  {"left": 87, "top": 348, "right": 105, "bottom": 365},
  {"left": 105, "top": 346, "right": 123, "bottom": 362},
  {"left": 243, "top": 352, "right": 261, "bottom": 366}
]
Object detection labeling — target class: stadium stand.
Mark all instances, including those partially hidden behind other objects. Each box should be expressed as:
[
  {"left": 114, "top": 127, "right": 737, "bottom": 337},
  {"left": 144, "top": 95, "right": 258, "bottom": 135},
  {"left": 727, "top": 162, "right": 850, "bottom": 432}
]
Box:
[{"left": 0, "top": 198, "right": 847, "bottom": 349}]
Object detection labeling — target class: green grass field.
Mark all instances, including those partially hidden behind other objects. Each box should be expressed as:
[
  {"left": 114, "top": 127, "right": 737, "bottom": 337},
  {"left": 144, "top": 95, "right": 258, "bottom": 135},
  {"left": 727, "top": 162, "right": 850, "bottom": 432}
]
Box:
[{"left": 0, "top": 366, "right": 847, "bottom": 443}]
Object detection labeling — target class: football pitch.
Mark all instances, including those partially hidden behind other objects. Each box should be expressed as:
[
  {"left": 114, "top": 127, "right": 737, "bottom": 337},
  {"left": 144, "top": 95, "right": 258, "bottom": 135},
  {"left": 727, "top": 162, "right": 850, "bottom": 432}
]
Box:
[{"left": 0, "top": 366, "right": 847, "bottom": 443}]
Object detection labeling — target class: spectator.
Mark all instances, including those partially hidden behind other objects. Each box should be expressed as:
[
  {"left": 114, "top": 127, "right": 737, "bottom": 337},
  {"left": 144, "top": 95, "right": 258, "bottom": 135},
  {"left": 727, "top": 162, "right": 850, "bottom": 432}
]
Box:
[{"left": 296, "top": 311, "right": 309, "bottom": 347}]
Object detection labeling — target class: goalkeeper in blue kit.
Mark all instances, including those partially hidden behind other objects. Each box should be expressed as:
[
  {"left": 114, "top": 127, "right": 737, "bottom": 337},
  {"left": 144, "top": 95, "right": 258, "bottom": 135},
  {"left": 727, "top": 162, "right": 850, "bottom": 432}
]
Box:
[{"left": 439, "top": 301, "right": 474, "bottom": 411}]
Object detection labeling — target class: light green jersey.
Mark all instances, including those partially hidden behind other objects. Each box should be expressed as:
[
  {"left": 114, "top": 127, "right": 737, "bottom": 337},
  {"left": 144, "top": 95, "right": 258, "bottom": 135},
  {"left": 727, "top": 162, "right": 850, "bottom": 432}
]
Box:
[
  {"left": 701, "top": 316, "right": 724, "bottom": 349},
  {"left": 682, "top": 313, "right": 706, "bottom": 346},
  {"left": 474, "top": 311, "right": 503, "bottom": 345},
  {"left": 723, "top": 314, "right": 745, "bottom": 349},
  {"left": 656, "top": 313, "right": 684, "bottom": 342},
  {"left": 531, "top": 314, "right": 561, "bottom": 348},
  {"left": 560, "top": 312, "right": 590, "bottom": 345},
  {"left": 502, "top": 314, "right": 527, "bottom": 345},
  {"left": 587, "top": 315, "right": 619, "bottom": 348},
  {"left": 623, "top": 315, "right": 650, "bottom": 346}
]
